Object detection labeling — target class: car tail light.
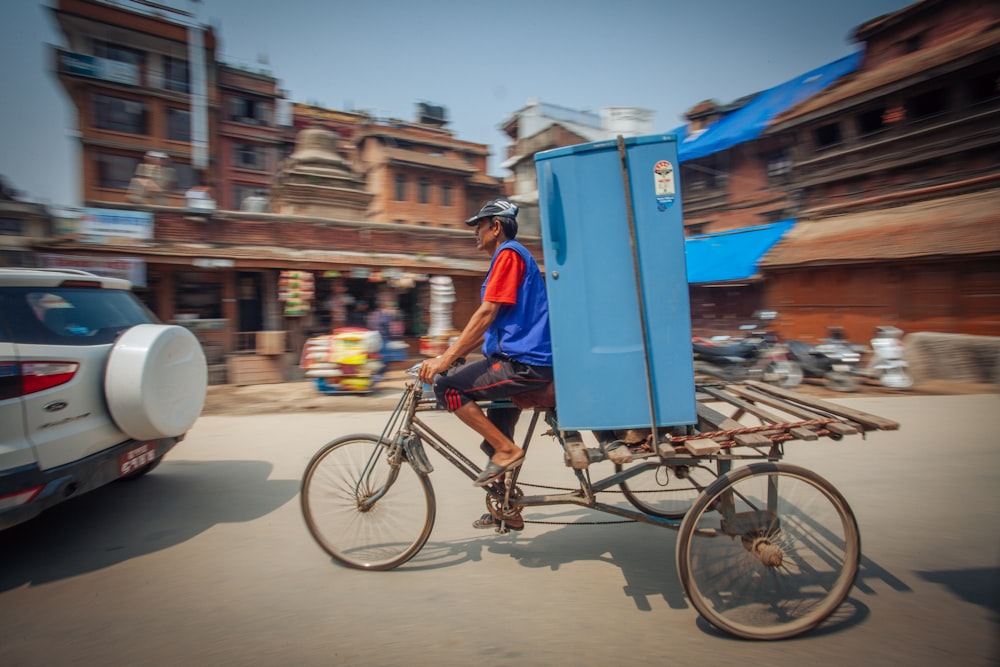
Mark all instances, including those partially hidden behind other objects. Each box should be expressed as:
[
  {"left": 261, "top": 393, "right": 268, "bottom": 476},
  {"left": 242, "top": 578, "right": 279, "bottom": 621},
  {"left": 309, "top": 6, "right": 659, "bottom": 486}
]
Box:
[
  {"left": 0, "top": 486, "right": 42, "bottom": 510},
  {"left": 20, "top": 362, "right": 80, "bottom": 395}
]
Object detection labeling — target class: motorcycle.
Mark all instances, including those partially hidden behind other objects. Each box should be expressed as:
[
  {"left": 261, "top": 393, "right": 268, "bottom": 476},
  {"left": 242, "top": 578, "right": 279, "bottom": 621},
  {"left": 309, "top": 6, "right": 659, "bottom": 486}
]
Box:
[
  {"left": 786, "top": 327, "right": 865, "bottom": 392},
  {"left": 692, "top": 312, "right": 804, "bottom": 388},
  {"left": 856, "top": 325, "right": 914, "bottom": 390}
]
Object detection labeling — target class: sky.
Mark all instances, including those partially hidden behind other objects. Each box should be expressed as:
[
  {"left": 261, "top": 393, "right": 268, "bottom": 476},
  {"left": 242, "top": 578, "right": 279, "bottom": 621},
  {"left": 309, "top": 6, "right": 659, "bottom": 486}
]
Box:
[{"left": 0, "top": 0, "right": 915, "bottom": 209}]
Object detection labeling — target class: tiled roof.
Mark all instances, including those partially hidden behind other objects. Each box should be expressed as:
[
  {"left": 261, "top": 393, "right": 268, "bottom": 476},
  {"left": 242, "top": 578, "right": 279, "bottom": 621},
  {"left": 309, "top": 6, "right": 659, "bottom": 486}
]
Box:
[
  {"left": 356, "top": 125, "right": 490, "bottom": 154},
  {"left": 771, "top": 23, "right": 1000, "bottom": 127},
  {"left": 760, "top": 188, "right": 1000, "bottom": 267},
  {"left": 381, "top": 147, "right": 478, "bottom": 173}
]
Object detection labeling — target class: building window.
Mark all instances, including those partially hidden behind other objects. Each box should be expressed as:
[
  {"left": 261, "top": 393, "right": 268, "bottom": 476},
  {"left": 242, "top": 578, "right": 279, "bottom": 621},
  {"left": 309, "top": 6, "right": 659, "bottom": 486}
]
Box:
[
  {"left": 762, "top": 150, "right": 791, "bottom": 183},
  {"left": 856, "top": 107, "right": 886, "bottom": 136},
  {"left": 229, "top": 96, "right": 270, "bottom": 125},
  {"left": 906, "top": 88, "right": 948, "bottom": 121},
  {"left": 814, "top": 122, "right": 842, "bottom": 149},
  {"left": 902, "top": 33, "right": 924, "bottom": 54},
  {"left": 93, "top": 94, "right": 148, "bottom": 135},
  {"left": 0, "top": 218, "right": 23, "bottom": 236},
  {"left": 418, "top": 178, "right": 430, "bottom": 204},
  {"left": 167, "top": 107, "right": 190, "bottom": 142},
  {"left": 92, "top": 39, "right": 144, "bottom": 67},
  {"left": 681, "top": 161, "right": 719, "bottom": 192},
  {"left": 233, "top": 143, "right": 267, "bottom": 170},
  {"left": 394, "top": 174, "right": 406, "bottom": 201},
  {"left": 172, "top": 162, "right": 196, "bottom": 192},
  {"left": 968, "top": 70, "right": 1000, "bottom": 105},
  {"left": 441, "top": 181, "right": 452, "bottom": 207},
  {"left": 163, "top": 56, "right": 190, "bottom": 93},
  {"left": 96, "top": 152, "right": 140, "bottom": 189}
]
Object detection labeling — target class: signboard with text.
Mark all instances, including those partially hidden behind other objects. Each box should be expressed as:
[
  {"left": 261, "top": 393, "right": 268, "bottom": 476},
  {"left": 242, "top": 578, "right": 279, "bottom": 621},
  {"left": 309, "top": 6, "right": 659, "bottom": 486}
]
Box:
[
  {"left": 38, "top": 253, "right": 147, "bottom": 287},
  {"left": 77, "top": 208, "right": 154, "bottom": 244}
]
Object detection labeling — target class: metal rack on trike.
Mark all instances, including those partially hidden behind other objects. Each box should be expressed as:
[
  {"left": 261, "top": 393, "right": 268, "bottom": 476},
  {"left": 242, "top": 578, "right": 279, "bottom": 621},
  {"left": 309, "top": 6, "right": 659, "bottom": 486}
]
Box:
[{"left": 300, "top": 372, "right": 899, "bottom": 640}]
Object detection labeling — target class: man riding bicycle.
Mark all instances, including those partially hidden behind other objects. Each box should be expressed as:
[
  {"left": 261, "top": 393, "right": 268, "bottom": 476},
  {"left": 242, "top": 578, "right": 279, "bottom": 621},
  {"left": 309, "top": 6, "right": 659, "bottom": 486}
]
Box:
[{"left": 418, "top": 198, "right": 553, "bottom": 501}]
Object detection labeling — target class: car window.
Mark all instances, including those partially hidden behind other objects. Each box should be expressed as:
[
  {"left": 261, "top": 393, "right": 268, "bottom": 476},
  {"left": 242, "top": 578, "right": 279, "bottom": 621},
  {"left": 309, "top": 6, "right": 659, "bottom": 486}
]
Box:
[{"left": 1, "top": 286, "right": 158, "bottom": 345}]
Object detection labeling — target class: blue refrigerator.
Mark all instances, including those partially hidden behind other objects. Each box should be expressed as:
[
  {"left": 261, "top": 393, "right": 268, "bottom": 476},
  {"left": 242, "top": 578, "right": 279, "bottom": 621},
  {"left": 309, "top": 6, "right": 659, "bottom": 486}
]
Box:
[{"left": 535, "top": 134, "right": 695, "bottom": 430}]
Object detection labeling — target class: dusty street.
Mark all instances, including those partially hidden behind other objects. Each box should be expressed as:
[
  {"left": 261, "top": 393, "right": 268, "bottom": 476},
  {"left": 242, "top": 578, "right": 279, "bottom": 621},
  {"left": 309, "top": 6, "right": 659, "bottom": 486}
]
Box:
[{"left": 1, "top": 391, "right": 997, "bottom": 666}]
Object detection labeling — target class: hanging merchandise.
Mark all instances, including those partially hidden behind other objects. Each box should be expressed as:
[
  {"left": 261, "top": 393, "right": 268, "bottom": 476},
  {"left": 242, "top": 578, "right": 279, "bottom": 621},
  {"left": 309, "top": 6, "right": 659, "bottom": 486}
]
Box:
[{"left": 279, "top": 270, "right": 315, "bottom": 317}]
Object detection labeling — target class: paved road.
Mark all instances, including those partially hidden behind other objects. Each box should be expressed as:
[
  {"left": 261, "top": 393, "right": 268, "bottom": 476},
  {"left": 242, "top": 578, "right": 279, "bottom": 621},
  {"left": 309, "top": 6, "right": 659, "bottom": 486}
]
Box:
[{"left": 0, "top": 394, "right": 997, "bottom": 666}]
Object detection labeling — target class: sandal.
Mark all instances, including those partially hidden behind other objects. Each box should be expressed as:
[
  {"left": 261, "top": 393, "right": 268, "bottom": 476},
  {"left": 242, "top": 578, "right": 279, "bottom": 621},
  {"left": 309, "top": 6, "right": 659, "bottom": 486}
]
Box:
[{"left": 472, "top": 512, "right": 524, "bottom": 531}]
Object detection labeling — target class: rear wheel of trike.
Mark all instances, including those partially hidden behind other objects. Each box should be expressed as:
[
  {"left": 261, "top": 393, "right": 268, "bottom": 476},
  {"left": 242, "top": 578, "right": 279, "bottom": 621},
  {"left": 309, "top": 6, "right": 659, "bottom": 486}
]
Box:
[
  {"left": 617, "top": 461, "right": 717, "bottom": 519},
  {"left": 676, "top": 462, "right": 860, "bottom": 640},
  {"left": 301, "top": 434, "right": 436, "bottom": 570}
]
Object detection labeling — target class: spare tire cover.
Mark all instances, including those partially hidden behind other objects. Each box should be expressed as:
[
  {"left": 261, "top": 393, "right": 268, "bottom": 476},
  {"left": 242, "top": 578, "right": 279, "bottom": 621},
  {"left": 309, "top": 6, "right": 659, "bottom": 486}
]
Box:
[{"left": 105, "top": 324, "right": 208, "bottom": 440}]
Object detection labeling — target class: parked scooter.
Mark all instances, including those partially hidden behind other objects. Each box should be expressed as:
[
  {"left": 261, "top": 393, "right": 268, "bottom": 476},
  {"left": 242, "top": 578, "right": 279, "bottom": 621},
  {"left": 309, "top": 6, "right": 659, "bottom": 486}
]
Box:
[
  {"left": 692, "top": 311, "right": 804, "bottom": 388},
  {"left": 786, "top": 327, "right": 864, "bottom": 392},
  {"left": 856, "top": 325, "right": 914, "bottom": 390}
]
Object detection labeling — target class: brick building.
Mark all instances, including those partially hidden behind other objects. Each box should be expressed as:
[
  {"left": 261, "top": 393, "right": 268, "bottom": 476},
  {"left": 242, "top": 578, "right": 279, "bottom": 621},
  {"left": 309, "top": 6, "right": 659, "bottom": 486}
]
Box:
[
  {"left": 38, "top": 0, "right": 512, "bottom": 383},
  {"left": 760, "top": 0, "right": 1000, "bottom": 340}
]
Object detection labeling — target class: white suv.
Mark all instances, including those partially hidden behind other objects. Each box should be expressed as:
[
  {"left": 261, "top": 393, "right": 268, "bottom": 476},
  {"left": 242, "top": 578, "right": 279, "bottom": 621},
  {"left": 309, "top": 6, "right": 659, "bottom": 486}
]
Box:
[{"left": 0, "top": 268, "right": 207, "bottom": 530}]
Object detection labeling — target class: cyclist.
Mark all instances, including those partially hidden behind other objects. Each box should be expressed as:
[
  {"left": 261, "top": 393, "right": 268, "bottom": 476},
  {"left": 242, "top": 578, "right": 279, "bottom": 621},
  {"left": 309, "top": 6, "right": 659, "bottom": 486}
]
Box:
[{"left": 418, "top": 198, "right": 553, "bottom": 498}]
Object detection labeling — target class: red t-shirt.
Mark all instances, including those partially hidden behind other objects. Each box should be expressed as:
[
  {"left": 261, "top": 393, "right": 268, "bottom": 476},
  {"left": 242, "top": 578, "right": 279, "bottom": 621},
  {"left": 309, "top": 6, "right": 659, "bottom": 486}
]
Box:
[{"left": 483, "top": 249, "right": 525, "bottom": 305}]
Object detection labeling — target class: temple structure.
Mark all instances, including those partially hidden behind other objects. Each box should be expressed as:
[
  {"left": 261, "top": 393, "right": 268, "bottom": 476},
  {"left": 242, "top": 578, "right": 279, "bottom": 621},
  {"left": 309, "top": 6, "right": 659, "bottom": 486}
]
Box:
[{"left": 271, "top": 127, "right": 373, "bottom": 219}]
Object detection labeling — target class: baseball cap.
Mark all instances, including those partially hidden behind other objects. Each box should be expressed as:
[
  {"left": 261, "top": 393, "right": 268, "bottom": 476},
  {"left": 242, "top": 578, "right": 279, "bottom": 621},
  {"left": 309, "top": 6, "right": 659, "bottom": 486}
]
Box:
[{"left": 465, "top": 198, "right": 518, "bottom": 226}]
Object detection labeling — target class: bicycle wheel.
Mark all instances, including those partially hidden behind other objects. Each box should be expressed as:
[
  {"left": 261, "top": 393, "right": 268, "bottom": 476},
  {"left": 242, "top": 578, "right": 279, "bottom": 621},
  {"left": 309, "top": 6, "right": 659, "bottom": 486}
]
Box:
[
  {"left": 301, "top": 434, "right": 436, "bottom": 570},
  {"left": 618, "top": 462, "right": 717, "bottom": 519},
  {"left": 676, "top": 462, "right": 860, "bottom": 640}
]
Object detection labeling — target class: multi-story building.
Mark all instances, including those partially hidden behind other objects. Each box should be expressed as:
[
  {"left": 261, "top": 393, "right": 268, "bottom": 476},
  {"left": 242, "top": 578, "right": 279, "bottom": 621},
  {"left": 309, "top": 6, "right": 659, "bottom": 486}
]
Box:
[
  {"left": 40, "top": 0, "right": 516, "bottom": 383},
  {"left": 675, "top": 54, "right": 862, "bottom": 334},
  {"left": 0, "top": 179, "right": 51, "bottom": 268},
  {"left": 760, "top": 0, "right": 1000, "bottom": 339},
  {"left": 51, "top": 0, "right": 218, "bottom": 206},
  {"left": 216, "top": 63, "right": 284, "bottom": 211},
  {"left": 355, "top": 104, "right": 503, "bottom": 228},
  {"left": 499, "top": 99, "right": 654, "bottom": 234}
]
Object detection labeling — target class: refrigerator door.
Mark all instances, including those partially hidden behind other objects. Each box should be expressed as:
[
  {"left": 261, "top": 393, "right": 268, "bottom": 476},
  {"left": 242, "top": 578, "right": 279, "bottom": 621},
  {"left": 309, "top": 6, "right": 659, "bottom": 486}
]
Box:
[{"left": 535, "top": 135, "right": 695, "bottom": 430}]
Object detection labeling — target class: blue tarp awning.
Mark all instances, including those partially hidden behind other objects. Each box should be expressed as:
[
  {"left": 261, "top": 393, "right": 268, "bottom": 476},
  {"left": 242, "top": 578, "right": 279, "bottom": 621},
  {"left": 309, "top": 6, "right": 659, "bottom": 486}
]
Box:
[
  {"left": 686, "top": 219, "right": 795, "bottom": 284},
  {"left": 673, "top": 51, "right": 863, "bottom": 162}
]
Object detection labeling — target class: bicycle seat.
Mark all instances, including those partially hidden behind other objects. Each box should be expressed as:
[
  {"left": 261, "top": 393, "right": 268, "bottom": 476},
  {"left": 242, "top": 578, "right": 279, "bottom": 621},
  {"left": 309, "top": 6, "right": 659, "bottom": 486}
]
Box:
[{"left": 511, "top": 382, "right": 556, "bottom": 409}]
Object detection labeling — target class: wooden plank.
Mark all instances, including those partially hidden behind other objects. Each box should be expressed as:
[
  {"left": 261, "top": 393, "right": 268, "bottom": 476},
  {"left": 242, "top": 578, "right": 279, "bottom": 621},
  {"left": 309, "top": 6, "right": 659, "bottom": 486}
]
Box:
[
  {"left": 696, "top": 403, "right": 743, "bottom": 431},
  {"left": 700, "top": 386, "right": 786, "bottom": 425},
  {"left": 685, "top": 438, "right": 721, "bottom": 456},
  {"left": 734, "top": 432, "right": 774, "bottom": 447},
  {"left": 726, "top": 384, "right": 829, "bottom": 422},
  {"left": 788, "top": 426, "right": 819, "bottom": 441},
  {"left": 827, "top": 421, "right": 860, "bottom": 436},
  {"left": 744, "top": 381, "right": 901, "bottom": 431}
]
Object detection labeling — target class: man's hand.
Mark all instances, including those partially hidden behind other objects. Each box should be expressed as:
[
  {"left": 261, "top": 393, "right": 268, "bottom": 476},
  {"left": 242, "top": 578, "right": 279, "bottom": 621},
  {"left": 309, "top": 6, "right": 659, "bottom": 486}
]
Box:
[{"left": 418, "top": 356, "right": 449, "bottom": 385}]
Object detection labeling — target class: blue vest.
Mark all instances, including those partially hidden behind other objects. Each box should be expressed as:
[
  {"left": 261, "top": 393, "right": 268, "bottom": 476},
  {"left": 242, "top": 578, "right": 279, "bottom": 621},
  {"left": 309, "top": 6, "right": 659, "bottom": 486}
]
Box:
[{"left": 481, "top": 240, "right": 553, "bottom": 366}]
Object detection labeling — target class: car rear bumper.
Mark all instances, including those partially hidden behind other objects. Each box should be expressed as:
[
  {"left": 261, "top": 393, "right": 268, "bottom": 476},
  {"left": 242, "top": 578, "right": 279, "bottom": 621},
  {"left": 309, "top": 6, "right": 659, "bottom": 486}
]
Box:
[{"left": 0, "top": 435, "right": 182, "bottom": 531}]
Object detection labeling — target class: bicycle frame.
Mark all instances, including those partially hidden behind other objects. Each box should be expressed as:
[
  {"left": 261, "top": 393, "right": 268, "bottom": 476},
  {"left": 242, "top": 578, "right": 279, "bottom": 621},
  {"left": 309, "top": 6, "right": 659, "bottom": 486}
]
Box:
[{"left": 379, "top": 381, "right": 777, "bottom": 531}]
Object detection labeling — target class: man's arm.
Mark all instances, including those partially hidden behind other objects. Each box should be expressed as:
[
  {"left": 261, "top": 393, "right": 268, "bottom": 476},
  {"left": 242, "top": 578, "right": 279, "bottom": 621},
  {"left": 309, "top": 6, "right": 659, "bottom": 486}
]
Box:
[{"left": 418, "top": 300, "right": 500, "bottom": 383}]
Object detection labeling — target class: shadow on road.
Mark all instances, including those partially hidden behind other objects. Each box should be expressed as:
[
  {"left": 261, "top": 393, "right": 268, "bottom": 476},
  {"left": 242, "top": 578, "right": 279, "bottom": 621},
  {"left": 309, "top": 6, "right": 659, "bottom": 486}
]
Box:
[
  {"left": 0, "top": 459, "right": 298, "bottom": 592},
  {"left": 916, "top": 567, "right": 1000, "bottom": 620}
]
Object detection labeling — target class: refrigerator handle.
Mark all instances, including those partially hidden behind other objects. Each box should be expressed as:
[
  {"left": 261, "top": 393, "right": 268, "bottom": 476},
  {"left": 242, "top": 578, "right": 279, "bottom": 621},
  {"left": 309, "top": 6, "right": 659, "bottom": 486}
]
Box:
[{"left": 541, "top": 165, "right": 566, "bottom": 265}]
